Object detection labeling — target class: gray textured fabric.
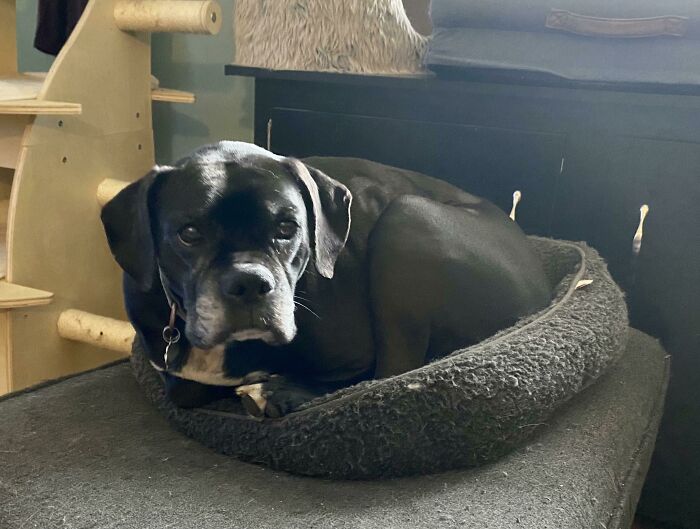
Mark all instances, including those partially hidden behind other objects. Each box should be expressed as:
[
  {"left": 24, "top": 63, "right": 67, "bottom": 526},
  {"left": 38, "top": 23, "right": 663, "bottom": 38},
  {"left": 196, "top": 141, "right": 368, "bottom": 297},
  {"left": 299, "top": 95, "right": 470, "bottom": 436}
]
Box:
[
  {"left": 0, "top": 330, "right": 668, "bottom": 529},
  {"left": 427, "top": 28, "right": 700, "bottom": 86},
  {"left": 427, "top": 0, "right": 700, "bottom": 85},
  {"left": 130, "top": 238, "right": 630, "bottom": 479},
  {"left": 429, "top": 0, "right": 700, "bottom": 37}
]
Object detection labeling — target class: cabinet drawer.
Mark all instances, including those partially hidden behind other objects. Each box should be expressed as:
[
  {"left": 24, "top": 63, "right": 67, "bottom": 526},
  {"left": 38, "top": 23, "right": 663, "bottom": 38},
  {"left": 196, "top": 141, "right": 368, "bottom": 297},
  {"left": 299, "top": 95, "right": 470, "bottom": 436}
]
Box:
[
  {"left": 552, "top": 134, "right": 700, "bottom": 349},
  {"left": 267, "top": 108, "right": 565, "bottom": 235}
]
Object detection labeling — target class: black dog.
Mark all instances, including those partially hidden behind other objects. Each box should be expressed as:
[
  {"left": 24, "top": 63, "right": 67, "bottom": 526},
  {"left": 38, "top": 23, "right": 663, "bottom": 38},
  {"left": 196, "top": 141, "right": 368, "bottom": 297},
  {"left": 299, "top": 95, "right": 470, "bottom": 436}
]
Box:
[{"left": 102, "top": 141, "right": 550, "bottom": 417}]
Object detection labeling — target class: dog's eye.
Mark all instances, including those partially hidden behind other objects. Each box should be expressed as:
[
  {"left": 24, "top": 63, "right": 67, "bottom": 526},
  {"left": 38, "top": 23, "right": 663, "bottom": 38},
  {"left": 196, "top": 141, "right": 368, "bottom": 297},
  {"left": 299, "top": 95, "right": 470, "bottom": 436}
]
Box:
[
  {"left": 274, "top": 221, "right": 298, "bottom": 240},
  {"left": 177, "top": 225, "right": 203, "bottom": 246}
]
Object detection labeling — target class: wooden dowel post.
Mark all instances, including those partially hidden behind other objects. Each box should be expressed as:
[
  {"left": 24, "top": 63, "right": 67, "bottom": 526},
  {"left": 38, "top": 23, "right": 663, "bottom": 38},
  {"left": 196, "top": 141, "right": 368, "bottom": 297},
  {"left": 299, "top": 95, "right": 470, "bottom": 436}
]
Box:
[
  {"left": 97, "top": 178, "right": 130, "bottom": 207},
  {"left": 57, "top": 310, "right": 135, "bottom": 354},
  {"left": 114, "top": 0, "right": 222, "bottom": 34}
]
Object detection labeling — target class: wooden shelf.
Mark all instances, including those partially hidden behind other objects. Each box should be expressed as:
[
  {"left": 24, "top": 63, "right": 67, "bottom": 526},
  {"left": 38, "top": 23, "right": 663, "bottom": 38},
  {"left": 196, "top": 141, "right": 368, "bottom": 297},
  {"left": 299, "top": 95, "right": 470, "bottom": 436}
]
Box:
[
  {"left": 0, "top": 73, "right": 82, "bottom": 115},
  {"left": 151, "top": 87, "right": 195, "bottom": 104},
  {"left": 1, "top": 75, "right": 193, "bottom": 116},
  {"left": 0, "top": 281, "right": 53, "bottom": 309},
  {"left": 0, "top": 99, "right": 82, "bottom": 115}
]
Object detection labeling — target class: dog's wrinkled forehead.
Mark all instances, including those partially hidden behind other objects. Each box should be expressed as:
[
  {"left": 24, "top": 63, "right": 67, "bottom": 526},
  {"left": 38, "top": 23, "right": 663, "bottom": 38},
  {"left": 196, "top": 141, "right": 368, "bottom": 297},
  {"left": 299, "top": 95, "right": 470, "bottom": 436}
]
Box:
[
  {"left": 185, "top": 141, "right": 283, "bottom": 166},
  {"left": 101, "top": 141, "right": 351, "bottom": 290},
  {"left": 160, "top": 141, "right": 295, "bottom": 212}
]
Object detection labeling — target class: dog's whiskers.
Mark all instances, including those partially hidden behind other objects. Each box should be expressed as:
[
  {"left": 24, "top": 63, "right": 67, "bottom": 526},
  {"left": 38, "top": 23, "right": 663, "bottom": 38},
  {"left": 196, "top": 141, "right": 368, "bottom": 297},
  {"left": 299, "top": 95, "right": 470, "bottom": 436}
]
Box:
[
  {"left": 293, "top": 300, "right": 321, "bottom": 320},
  {"left": 294, "top": 294, "right": 313, "bottom": 303}
]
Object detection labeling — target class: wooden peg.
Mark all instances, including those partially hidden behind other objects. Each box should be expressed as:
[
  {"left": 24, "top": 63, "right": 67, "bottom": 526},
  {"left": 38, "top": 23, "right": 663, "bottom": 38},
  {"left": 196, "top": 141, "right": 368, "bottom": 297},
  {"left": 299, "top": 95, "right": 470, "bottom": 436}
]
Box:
[
  {"left": 57, "top": 310, "right": 135, "bottom": 354},
  {"left": 509, "top": 190, "right": 522, "bottom": 221},
  {"left": 114, "top": 0, "right": 222, "bottom": 35},
  {"left": 97, "top": 178, "right": 130, "bottom": 207},
  {"left": 632, "top": 204, "right": 650, "bottom": 255}
]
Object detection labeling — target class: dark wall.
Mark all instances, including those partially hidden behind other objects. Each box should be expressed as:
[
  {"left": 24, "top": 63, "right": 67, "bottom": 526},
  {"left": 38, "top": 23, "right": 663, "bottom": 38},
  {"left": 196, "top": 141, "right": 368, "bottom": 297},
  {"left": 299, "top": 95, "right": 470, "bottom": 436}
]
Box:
[{"left": 403, "top": 0, "right": 432, "bottom": 35}]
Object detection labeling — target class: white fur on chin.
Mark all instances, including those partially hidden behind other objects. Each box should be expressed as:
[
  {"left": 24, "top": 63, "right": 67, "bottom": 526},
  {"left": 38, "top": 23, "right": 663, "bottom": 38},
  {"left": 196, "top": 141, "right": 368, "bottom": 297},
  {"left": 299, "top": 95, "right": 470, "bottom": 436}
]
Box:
[{"left": 171, "top": 345, "right": 243, "bottom": 387}]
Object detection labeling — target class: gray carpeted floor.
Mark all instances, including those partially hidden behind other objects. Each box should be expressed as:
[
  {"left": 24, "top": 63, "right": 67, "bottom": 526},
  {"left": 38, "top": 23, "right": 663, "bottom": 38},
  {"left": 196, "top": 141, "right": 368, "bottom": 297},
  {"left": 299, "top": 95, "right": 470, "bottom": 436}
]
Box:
[{"left": 0, "top": 330, "right": 668, "bottom": 529}]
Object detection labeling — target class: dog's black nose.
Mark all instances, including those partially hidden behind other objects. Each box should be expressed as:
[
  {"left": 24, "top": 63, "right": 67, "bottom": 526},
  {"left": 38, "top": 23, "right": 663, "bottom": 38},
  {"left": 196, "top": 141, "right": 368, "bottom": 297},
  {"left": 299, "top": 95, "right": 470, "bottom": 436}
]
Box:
[{"left": 221, "top": 266, "right": 275, "bottom": 303}]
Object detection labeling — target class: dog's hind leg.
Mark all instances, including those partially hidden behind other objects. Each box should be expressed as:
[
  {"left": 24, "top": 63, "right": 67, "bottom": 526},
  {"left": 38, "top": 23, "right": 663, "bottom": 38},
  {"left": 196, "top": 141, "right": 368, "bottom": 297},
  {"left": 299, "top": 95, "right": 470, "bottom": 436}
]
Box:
[
  {"left": 367, "top": 196, "right": 436, "bottom": 378},
  {"left": 368, "top": 194, "right": 550, "bottom": 379}
]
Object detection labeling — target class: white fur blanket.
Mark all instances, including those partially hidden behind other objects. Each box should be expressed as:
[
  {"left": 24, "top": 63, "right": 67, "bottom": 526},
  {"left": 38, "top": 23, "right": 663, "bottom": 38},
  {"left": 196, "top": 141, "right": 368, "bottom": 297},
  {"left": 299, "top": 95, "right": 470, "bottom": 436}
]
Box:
[{"left": 234, "top": 0, "right": 427, "bottom": 74}]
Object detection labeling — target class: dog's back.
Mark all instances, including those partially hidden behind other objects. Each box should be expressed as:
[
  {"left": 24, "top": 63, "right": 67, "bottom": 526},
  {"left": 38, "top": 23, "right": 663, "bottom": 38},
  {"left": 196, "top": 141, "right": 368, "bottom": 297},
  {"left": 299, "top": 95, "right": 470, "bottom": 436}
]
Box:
[{"left": 297, "top": 156, "right": 550, "bottom": 372}]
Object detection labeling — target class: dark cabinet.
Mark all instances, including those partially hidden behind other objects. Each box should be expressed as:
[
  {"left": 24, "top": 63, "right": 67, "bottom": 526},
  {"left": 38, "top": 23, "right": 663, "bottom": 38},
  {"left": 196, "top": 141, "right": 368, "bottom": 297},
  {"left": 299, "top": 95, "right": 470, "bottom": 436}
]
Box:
[
  {"left": 228, "top": 66, "right": 700, "bottom": 528},
  {"left": 269, "top": 108, "right": 565, "bottom": 235},
  {"left": 554, "top": 134, "right": 700, "bottom": 314},
  {"left": 552, "top": 138, "right": 700, "bottom": 526}
]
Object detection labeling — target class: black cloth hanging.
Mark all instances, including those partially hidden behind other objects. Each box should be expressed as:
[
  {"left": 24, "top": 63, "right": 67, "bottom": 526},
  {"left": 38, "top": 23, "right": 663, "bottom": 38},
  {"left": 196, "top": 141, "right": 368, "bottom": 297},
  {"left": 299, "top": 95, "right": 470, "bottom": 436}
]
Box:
[{"left": 34, "top": 0, "right": 89, "bottom": 56}]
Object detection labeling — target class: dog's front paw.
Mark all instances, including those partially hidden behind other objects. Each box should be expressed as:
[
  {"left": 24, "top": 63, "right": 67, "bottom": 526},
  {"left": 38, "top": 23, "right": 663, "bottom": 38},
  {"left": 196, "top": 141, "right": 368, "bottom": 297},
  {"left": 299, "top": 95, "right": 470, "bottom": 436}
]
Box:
[{"left": 235, "top": 376, "right": 317, "bottom": 418}]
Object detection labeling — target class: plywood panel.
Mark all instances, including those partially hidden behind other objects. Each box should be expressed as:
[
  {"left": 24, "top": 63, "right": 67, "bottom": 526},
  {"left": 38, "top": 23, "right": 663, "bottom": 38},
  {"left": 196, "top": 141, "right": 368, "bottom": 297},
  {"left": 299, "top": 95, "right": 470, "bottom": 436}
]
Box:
[
  {"left": 8, "top": 130, "right": 153, "bottom": 389},
  {"left": 0, "top": 169, "right": 13, "bottom": 200},
  {"left": 0, "top": 116, "right": 29, "bottom": 168},
  {"left": 1, "top": 0, "right": 214, "bottom": 391},
  {"left": 0, "top": 181, "right": 9, "bottom": 279},
  {"left": 4, "top": 0, "right": 155, "bottom": 390},
  {"left": 0, "top": 311, "right": 9, "bottom": 394},
  {"left": 35, "top": 0, "right": 152, "bottom": 141},
  {"left": 0, "top": 0, "right": 18, "bottom": 76}
]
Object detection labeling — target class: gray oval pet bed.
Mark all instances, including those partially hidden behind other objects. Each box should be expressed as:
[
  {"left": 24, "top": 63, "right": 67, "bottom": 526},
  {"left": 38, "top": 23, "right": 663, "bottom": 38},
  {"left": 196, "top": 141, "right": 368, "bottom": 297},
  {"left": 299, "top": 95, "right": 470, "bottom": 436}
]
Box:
[{"left": 131, "top": 237, "right": 629, "bottom": 479}]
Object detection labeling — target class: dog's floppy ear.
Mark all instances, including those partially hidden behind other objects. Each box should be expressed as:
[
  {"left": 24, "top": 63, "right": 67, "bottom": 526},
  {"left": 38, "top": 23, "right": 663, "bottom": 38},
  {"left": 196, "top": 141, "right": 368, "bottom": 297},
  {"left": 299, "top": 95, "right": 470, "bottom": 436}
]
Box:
[
  {"left": 101, "top": 166, "right": 171, "bottom": 291},
  {"left": 285, "top": 159, "right": 352, "bottom": 278}
]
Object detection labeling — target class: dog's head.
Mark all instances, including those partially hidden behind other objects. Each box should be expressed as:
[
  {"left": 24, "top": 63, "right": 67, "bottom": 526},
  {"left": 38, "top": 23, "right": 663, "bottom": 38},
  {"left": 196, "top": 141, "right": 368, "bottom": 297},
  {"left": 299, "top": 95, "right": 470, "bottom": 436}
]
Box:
[{"left": 101, "top": 142, "right": 351, "bottom": 348}]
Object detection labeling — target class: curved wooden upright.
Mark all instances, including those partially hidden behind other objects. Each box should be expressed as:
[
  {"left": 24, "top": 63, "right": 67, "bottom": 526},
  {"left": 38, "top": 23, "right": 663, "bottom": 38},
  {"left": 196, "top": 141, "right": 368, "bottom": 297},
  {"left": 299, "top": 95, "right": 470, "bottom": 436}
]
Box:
[{"left": 0, "top": 0, "right": 219, "bottom": 393}]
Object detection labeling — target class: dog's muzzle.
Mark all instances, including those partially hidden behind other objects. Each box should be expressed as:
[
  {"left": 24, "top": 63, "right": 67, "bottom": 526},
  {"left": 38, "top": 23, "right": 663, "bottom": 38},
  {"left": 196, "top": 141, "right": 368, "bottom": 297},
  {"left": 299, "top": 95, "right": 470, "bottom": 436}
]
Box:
[{"left": 219, "top": 263, "right": 276, "bottom": 305}]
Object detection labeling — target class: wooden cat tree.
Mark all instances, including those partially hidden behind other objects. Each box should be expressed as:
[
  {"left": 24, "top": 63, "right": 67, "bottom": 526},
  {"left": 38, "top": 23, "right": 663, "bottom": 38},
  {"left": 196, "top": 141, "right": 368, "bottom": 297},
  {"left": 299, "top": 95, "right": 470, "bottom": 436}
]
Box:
[{"left": 0, "top": 0, "right": 221, "bottom": 394}]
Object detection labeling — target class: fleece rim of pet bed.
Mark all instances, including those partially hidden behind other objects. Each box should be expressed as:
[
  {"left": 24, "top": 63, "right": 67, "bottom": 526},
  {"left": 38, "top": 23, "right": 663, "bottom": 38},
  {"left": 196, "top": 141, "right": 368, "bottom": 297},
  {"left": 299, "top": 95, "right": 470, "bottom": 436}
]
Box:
[{"left": 131, "top": 237, "right": 629, "bottom": 479}]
